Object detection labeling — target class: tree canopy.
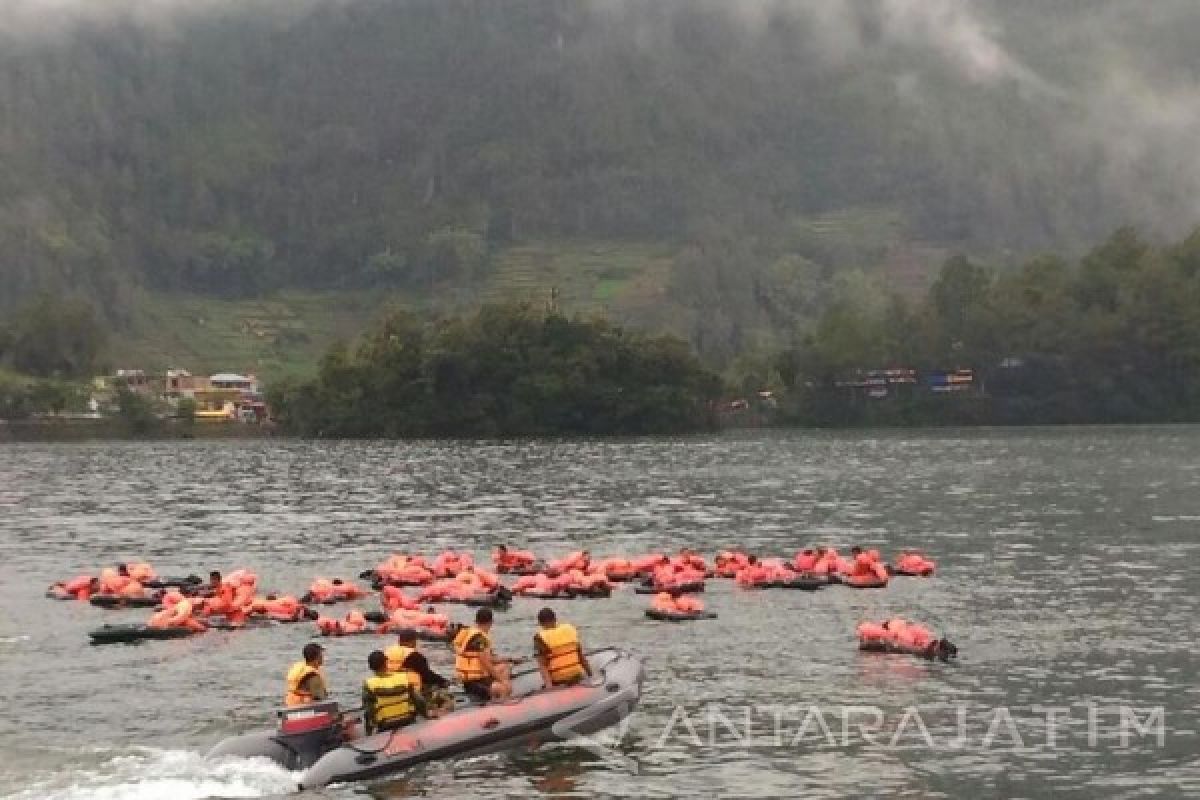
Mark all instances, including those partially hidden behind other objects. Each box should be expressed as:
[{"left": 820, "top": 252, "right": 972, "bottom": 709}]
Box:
[{"left": 270, "top": 303, "right": 720, "bottom": 437}]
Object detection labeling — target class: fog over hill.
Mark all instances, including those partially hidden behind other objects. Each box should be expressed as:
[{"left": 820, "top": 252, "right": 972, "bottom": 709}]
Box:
[{"left": 2, "top": 0, "right": 1198, "bottom": 344}]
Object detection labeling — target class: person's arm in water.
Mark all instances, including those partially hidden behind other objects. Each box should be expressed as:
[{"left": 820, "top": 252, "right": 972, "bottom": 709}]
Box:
[
  {"left": 405, "top": 651, "right": 449, "bottom": 689},
  {"left": 411, "top": 686, "right": 429, "bottom": 719}
]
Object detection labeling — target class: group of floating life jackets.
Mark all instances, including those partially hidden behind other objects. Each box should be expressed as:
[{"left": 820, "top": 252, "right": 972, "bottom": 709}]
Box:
[
  {"left": 856, "top": 617, "right": 956, "bottom": 660},
  {"left": 304, "top": 577, "right": 370, "bottom": 604},
  {"left": 315, "top": 605, "right": 450, "bottom": 637},
  {"left": 48, "top": 562, "right": 159, "bottom": 601},
  {"left": 716, "top": 547, "right": 938, "bottom": 587},
  {"left": 651, "top": 592, "right": 705, "bottom": 614}
]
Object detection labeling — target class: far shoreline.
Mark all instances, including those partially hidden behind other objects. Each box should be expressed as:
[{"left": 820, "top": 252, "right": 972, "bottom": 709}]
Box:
[{"left": 3, "top": 416, "right": 1197, "bottom": 444}]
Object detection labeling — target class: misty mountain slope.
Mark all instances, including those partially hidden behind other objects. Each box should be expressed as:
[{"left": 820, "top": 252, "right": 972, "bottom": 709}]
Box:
[{"left": 2, "top": 0, "right": 1198, "bottom": 359}]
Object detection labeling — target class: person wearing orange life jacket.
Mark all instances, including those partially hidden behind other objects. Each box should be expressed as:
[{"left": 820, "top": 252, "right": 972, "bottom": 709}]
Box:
[
  {"left": 127, "top": 562, "right": 155, "bottom": 583},
  {"left": 148, "top": 597, "right": 206, "bottom": 632},
  {"left": 381, "top": 585, "right": 418, "bottom": 612},
  {"left": 651, "top": 592, "right": 677, "bottom": 613},
  {"left": 533, "top": 608, "right": 592, "bottom": 690},
  {"left": 343, "top": 609, "right": 369, "bottom": 633},
  {"left": 285, "top": 643, "right": 328, "bottom": 707},
  {"left": 63, "top": 575, "right": 98, "bottom": 600},
  {"left": 849, "top": 552, "right": 877, "bottom": 578},
  {"left": 736, "top": 555, "right": 772, "bottom": 586},
  {"left": 453, "top": 608, "right": 512, "bottom": 702},
  {"left": 793, "top": 548, "right": 818, "bottom": 572}
]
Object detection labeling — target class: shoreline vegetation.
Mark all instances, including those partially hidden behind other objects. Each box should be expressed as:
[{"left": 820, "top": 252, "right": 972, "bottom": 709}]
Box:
[
  {"left": 268, "top": 303, "right": 722, "bottom": 438},
  {"left": 5, "top": 224, "right": 1200, "bottom": 440}
]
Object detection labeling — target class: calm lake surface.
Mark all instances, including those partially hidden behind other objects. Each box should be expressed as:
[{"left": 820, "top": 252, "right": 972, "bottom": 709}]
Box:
[{"left": 1, "top": 429, "right": 1198, "bottom": 799}]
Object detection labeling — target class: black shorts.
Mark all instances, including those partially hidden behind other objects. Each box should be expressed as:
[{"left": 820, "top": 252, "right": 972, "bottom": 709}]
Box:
[
  {"left": 375, "top": 716, "right": 415, "bottom": 733},
  {"left": 462, "top": 679, "right": 493, "bottom": 702}
]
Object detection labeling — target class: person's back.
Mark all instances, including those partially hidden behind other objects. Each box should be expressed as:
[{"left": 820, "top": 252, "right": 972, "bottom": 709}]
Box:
[
  {"left": 362, "top": 650, "right": 425, "bottom": 734},
  {"left": 386, "top": 630, "right": 453, "bottom": 714},
  {"left": 534, "top": 608, "right": 591, "bottom": 689},
  {"left": 285, "top": 643, "right": 328, "bottom": 707}
]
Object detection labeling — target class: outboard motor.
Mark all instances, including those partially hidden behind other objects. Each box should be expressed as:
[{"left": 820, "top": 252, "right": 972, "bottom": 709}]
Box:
[{"left": 274, "top": 702, "right": 346, "bottom": 770}]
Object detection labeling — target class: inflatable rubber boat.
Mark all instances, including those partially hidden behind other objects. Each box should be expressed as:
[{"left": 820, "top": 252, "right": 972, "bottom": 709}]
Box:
[
  {"left": 841, "top": 575, "right": 889, "bottom": 589},
  {"left": 633, "top": 581, "right": 704, "bottom": 595},
  {"left": 142, "top": 575, "right": 204, "bottom": 590},
  {"left": 859, "top": 639, "right": 957, "bottom": 661},
  {"left": 769, "top": 574, "right": 828, "bottom": 591},
  {"left": 209, "top": 647, "right": 644, "bottom": 790},
  {"left": 644, "top": 608, "right": 717, "bottom": 622},
  {"left": 89, "top": 618, "right": 276, "bottom": 644},
  {"left": 89, "top": 594, "right": 161, "bottom": 609},
  {"left": 89, "top": 623, "right": 197, "bottom": 645}
]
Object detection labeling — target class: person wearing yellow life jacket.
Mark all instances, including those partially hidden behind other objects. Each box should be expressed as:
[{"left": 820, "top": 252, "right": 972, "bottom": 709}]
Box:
[
  {"left": 361, "top": 650, "right": 429, "bottom": 734},
  {"left": 453, "top": 608, "right": 512, "bottom": 702},
  {"left": 284, "top": 643, "right": 329, "bottom": 707},
  {"left": 533, "top": 607, "right": 592, "bottom": 690},
  {"left": 385, "top": 629, "right": 453, "bottom": 714}
]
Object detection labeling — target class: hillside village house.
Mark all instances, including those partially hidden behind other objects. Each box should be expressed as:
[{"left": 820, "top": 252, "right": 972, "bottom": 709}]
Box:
[{"left": 107, "top": 369, "right": 266, "bottom": 421}]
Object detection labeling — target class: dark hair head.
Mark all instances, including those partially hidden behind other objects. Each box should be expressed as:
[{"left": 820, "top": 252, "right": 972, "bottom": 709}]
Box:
[
  {"left": 116, "top": 563, "right": 129, "bottom": 575},
  {"left": 475, "top": 608, "right": 493, "bottom": 625},
  {"left": 496, "top": 544, "right": 508, "bottom": 552},
  {"left": 537, "top": 607, "right": 556, "bottom": 626},
  {"left": 850, "top": 546, "right": 863, "bottom": 556},
  {"left": 396, "top": 628, "right": 418, "bottom": 645},
  {"left": 302, "top": 642, "right": 324, "bottom": 662},
  {"left": 209, "top": 571, "right": 222, "bottom": 582},
  {"left": 368, "top": 650, "right": 387, "bottom": 672},
  {"left": 331, "top": 578, "right": 344, "bottom": 585}
]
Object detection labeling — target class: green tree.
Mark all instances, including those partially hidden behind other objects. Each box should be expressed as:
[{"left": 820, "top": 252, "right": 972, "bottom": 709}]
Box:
[{"left": 7, "top": 296, "right": 107, "bottom": 379}]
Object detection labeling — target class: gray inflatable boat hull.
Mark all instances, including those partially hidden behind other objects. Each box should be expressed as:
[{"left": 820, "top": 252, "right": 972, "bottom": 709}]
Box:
[{"left": 208, "top": 647, "right": 643, "bottom": 789}]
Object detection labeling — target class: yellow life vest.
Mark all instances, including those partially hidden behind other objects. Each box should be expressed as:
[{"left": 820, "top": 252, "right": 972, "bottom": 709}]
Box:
[
  {"left": 536, "top": 623, "right": 585, "bottom": 685},
  {"left": 384, "top": 644, "right": 422, "bottom": 692},
  {"left": 453, "top": 626, "right": 490, "bottom": 683},
  {"left": 284, "top": 661, "right": 326, "bottom": 707},
  {"left": 363, "top": 672, "right": 416, "bottom": 728}
]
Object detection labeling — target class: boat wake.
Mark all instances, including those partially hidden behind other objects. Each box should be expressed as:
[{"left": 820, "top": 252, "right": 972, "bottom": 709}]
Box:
[{"left": 1, "top": 747, "right": 297, "bottom": 800}]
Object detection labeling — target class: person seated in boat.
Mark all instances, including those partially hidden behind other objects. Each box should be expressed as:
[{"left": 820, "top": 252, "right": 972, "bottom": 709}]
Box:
[
  {"left": 533, "top": 608, "right": 592, "bottom": 690},
  {"left": 385, "top": 629, "right": 453, "bottom": 715},
  {"left": 285, "top": 643, "right": 329, "bottom": 707},
  {"left": 362, "top": 650, "right": 429, "bottom": 735},
  {"left": 453, "top": 608, "right": 512, "bottom": 703}
]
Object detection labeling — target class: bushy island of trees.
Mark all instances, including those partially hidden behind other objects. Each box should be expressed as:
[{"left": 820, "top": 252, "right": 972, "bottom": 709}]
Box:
[
  {"left": 268, "top": 304, "right": 721, "bottom": 437},
  {"left": 758, "top": 226, "right": 1200, "bottom": 426}
]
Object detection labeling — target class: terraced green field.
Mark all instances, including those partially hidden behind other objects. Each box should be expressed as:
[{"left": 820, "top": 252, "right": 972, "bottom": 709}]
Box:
[{"left": 111, "top": 241, "right": 680, "bottom": 381}]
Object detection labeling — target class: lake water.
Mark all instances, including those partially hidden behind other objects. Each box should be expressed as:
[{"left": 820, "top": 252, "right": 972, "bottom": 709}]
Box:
[{"left": 1, "top": 429, "right": 1198, "bottom": 799}]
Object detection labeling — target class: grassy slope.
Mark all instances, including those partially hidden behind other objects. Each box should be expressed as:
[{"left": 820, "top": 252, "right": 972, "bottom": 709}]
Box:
[
  {"left": 108, "top": 224, "right": 939, "bottom": 382},
  {"left": 114, "top": 290, "right": 391, "bottom": 380},
  {"left": 109, "top": 241, "right": 680, "bottom": 382}
]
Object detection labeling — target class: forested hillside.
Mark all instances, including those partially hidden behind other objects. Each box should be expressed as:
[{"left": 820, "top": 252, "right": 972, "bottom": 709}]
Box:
[{"left": 2, "top": 0, "right": 1199, "bottom": 368}]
